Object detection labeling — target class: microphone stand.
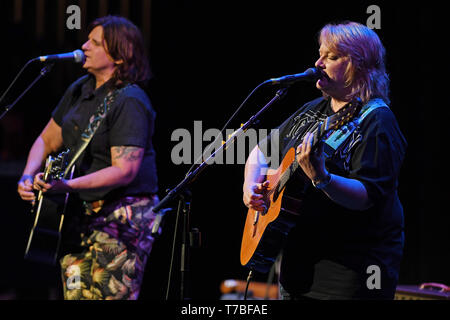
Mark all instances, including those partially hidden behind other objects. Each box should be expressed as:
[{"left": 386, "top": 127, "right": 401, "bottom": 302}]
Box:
[
  {"left": 153, "top": 85, "right": 290, "bottom": 300},
  {"left": 0, "top": 63, "right": 55, "bottom": 120}
]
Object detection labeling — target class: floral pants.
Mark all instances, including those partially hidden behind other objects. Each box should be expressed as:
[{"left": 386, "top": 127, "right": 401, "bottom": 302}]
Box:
[{"left": 60, "top": 195, "right": 159, "bottom": 300}]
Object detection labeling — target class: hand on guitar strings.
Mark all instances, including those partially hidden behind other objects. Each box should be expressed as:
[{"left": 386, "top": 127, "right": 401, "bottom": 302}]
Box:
[
  {"left": 17, "top": 174, "right": 36, "bottom": 204},
  {"left": 243, "top": 180, "right": 270, "bottom": 212},
  {"left": 296, "top": 132, "right": 329, "bottom": 183},
  {"left": 33, "top": 172, "right": 73, "bottom": 194}
]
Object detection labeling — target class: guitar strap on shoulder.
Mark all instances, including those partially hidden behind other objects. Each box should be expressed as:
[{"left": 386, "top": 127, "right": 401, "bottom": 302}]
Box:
[
  {"left": 322, "top": 98, "right": 388, "bottom": 158},
  {"left": 63, "top": 84, "right": 131, "bottom": 178}
]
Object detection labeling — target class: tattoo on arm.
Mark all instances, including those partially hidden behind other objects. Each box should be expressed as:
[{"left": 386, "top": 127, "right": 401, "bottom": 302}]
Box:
[{"left": 112, "top": 146, "right": 143, "bottom": 162}]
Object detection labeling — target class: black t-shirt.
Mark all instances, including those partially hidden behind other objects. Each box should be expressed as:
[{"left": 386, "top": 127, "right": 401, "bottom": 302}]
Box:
[
  {"left": 259, "top": 97, "right": 407, "bottom": 299},
  {"left": 52, "top": 74, "right": 158, "bottom": 202}
]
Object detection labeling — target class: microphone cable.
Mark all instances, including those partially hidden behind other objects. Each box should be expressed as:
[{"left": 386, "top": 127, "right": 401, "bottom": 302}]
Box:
[
  {"left": 0, "top": 58, "right": 34, "bottom": 119},
  {"left": 184, "top": 80, "right": 268, "bottom": 177}
]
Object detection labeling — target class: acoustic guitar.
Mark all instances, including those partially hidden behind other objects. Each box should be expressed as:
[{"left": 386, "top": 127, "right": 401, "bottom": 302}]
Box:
[
  {"left": 24, "top": 149, "right": 75, "bottom": 265},
  {"left": 240, "top": 99, "right": 361, "bottom": 273}
]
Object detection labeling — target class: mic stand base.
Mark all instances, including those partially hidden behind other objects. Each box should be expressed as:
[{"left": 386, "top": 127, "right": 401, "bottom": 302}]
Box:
[{"left": 165, "top": 190, "right": 194, "bottom": 301}]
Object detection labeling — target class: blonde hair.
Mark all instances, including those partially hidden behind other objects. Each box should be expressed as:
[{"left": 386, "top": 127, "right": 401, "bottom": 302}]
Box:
[{"left": 319, "top": 21, "right": 390, "bottom": 105}]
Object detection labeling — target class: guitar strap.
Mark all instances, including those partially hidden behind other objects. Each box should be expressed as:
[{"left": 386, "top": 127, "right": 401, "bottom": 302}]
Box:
[
  {"left": 63, "top": 84, "right": 131, "bottom": 178},
  {"left": 322, "top": 98, "right": 388, "bottom": 158}
]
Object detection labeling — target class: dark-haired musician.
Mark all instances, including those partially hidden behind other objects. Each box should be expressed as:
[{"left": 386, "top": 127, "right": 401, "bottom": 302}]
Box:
[{"left": 17, "top": 15, "right": 158, "bottom": 300}]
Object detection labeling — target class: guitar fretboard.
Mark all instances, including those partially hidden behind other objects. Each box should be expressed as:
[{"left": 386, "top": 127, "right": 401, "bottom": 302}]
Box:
[{"left": 270, "top": 99, "right": 360, "bottom": 197}]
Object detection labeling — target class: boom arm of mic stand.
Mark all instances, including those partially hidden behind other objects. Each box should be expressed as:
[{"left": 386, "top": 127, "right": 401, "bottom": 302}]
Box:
[
  {"left": 151, "top": 86, "right": 289, "bottom": 215},
  {"left": 158, "top": 85, "right": 289, "bottom": 300}
]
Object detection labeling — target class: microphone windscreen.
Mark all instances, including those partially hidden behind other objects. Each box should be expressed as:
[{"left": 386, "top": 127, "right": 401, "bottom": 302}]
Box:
[{"left": 73, "top": 50, "right": 85, "bottom": 63}]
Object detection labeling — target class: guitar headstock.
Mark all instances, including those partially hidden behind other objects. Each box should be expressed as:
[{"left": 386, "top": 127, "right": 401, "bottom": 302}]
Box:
[
  {"left": 48, "top": 149, "right": 71, "bottom": 181},
  {"left": 324, "top": 98, "right": 362, "bottom": 131}
]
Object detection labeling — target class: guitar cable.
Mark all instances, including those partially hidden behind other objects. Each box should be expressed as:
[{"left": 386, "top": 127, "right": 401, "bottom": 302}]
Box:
[{"left": 243, "top": 270, "right": 253, "bottom": 300}]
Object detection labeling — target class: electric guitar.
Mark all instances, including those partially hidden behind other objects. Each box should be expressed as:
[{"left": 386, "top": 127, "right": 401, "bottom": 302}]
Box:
[
  {"left": 240, "top": 99, "right": 361, "bottom": 273},
  {"left": 24, "top": 149, "right": 75, "bottom": 265}
]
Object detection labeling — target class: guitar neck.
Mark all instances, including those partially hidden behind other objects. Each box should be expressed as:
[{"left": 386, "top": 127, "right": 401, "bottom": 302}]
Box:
[
  {"left": 272, "top": 98, "right": 361, "bottom": 196},
  {"left": 276, "top": 120, "right": 326, "bottom": 192}
]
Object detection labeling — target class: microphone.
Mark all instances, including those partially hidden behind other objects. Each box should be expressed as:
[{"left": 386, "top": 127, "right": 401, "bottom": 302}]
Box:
[
  {"left": 263, "top": 67, "right": 322, "bottom": 86},
  {"left": 33, "top": 50, "right": 85, "bottom": 63}
]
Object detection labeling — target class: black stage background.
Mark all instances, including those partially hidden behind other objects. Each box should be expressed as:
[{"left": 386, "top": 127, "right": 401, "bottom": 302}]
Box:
[{"left": 0, "top": 0, "right": 447, "bottom": 300}]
